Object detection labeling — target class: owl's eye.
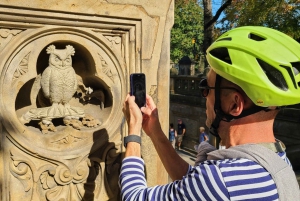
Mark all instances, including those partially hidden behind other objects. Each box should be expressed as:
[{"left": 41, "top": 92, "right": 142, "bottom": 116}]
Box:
[
  {"left": 65, "top": 58, "right": 70, "bottom": 63},
  {"left": 55, "top": 57, "right": 59, "bottom": 62}
]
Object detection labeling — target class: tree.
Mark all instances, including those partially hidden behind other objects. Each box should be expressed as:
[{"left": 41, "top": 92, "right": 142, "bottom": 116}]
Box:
[
  {"left": 202, "top": 0, "right": 232, "bottom": 67},
  {"left": 171, "top": 0, "right": 204, "bottom": 63},
  {"left": 220, "top": 0, "right": 300, "bottom": 39}
]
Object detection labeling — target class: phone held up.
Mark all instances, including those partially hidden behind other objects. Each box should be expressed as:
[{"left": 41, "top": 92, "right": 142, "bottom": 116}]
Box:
[{"left": 130, "top": 73, "right": 146, "bottom": 108}]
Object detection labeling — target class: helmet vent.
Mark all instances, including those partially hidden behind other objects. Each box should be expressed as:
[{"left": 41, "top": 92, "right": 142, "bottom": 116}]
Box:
[
  {"left": 279, "top": 65, "right": 298, "bottom": 89},
  {"left": 248, "top": 33, "right": 266, "bottom": 41},
  {"left": 257, "top": 59, "right": 288, "bottom": 91},
  {"left": 209, "top": 47, "right": 232, "bottom": 64},
  {"left": 291, "top": 62, "right": 300, "bottom": 76},
  {"left": 216, "top": 37, "right": 232, "bottom": 42}
]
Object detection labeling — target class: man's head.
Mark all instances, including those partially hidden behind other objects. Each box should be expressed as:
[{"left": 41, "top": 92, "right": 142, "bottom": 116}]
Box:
[
  {"left": 206, "top": 26, "right": 300, "bottom": 107},
  {"left": 170, "top": 123, "right": 174, "bottom": 128},
  {"left": 203, "top": 69, "right": 278, "bottom": 128},
  {"left": 202, "top": 26, "right": 300, "bottom": 136},
  {"left": 178, "top": 119, "right": 182, "bottom": 124}
]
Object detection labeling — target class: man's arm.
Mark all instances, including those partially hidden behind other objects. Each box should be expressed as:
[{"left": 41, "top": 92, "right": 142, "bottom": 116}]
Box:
[
  {"left": 141, "top": 95, "right": 189, "bottom": 180},
  {"left": 123, "top": 94, "right": 189, "bottom": 180},
  {"left": 148, "top": 127, "right": 188, "bottom": 180},
  {"left": 123, "top": 95, "right": 142, "bottom": 158},
  {"left": 120, "top": 157, "right": 230, "bottom": 200}
]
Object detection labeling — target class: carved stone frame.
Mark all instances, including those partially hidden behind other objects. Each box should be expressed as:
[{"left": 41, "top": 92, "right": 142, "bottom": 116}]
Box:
[{"left": 0, "top": 5, "right": 144, "bottom": 201}]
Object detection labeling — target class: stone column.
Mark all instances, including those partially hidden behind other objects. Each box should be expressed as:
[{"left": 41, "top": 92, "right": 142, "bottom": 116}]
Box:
[{"left": 0, "top": 1, "right": 173, "bottom": 200}]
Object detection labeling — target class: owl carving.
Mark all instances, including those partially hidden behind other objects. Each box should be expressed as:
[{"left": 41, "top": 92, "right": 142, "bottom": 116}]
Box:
[
  {"left": 20, "top": 44, "right": 103, "bottom": 133},
  {"left": 41, "top": 45, "right": 77, "bottom": 106}
]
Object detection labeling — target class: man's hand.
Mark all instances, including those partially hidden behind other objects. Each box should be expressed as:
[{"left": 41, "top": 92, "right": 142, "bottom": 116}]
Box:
[
  {"left": 182, "top": 128, "right": 186, "bottom": 136},
  {"left": 122, "top": 94, "right": 142, "bottom": 135},
  {"left": 141, "top": 95, "right": 162, "bottom": 137}
]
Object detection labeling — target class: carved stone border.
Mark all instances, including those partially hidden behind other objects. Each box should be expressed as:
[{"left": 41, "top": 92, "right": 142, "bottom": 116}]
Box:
[{"left": 0, "top": 5, "right": 145, "bottom": 201}]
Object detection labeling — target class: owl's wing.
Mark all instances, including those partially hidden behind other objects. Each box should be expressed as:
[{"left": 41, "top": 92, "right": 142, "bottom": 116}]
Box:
[
  {"left": 30, "top": 74, "right": 42, "bottom": 107},
  {"left": 73, "top": 70, "right": 78, "bottom": 91},
  {"left": 40, "top": 67, "right": 51, "bottom": 98}
]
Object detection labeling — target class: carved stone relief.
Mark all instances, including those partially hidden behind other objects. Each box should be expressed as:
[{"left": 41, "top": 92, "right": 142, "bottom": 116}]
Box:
[
  {"left": 0, "top": 29, "right": 23, "bottom": 52},
  {"left": 13, "top": 52, "right": 30, "bottom": 80},
  {"left": 1, "top": 27, "right": 128, "bottom": 201},
  {"left": 20, "top": 45, "right": 102, "bottom": 134},
  {"left": 0, "top": 0, "right": 173, "bottom": 200},
  {"left": 8, "top": 134, "right": 121, "bottom": 201}
]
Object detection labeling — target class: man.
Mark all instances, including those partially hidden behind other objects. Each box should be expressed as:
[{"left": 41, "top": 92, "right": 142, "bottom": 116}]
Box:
[
  {"left": 176, "top": 119, "right": 185, "bottom": 150},
  {"left": 120, "top": 26, "right": 300, "bottom": 200}
]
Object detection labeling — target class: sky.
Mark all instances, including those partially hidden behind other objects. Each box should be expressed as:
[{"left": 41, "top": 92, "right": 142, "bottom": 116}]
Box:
[
  {"left": 212, "top": 0, "right": 223, "bottom": 14},
  {"left": 211, "top": 0, "right": 226, "bottom": 26}
]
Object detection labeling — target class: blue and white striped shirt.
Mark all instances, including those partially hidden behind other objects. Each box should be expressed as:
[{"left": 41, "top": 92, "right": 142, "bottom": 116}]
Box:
[{"left": 119, "top": 152, "right": 291, "bottom": 200}]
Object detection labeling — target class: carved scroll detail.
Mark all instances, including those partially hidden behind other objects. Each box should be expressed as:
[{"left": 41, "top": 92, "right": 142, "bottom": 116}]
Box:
[
  {"left": 41, "top": 159, "right": 91, "bottom": 201},
  {"left": 9, "top": 150, "right": 34, "bottom": 192},
  {"left": 13, "top": 52, "right": 30, "bottom": 80},
  {"left": 9, "top": 144, "right": 121, "bottom": 201},
  {"left": 98, "top": 53, "right": 116, "bottom": 83},
  {"left": 51, "top": 134, "right": 87, "bottom": 144},
  {"left": 104, "top": 36, "right": 121, "bottom": 49},
  {"left": 0, "top": 29, "right": 22, "bottom": 52}
]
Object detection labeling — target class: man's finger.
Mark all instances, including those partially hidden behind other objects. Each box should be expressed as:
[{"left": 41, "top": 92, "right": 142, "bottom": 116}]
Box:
[{"left": 145, "top": 94, "right": 156, "bottom": 109}]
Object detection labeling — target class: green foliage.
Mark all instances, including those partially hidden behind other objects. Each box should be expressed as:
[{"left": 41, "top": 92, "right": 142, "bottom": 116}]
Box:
[
  {"left": 171, "top": 0, "right": 204, "bottom": 63},
  {"left": 220, "top": 0, "right": 300, "bottom": 39}
]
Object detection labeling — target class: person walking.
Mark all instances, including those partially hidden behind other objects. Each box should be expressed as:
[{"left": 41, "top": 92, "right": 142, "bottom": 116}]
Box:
[
  {"left": 169, "top": 123, "right": 177, "bottom": 148},
  {"left": 120, "top": 26, "right": 300, "bottom": 200}
]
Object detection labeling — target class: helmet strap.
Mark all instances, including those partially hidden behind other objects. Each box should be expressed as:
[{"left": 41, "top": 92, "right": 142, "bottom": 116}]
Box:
[
  {"left": 209, "top": 74, "right": 228, "bottom": 138},
  {"left": 209, "top": 74, "right": 266, "bottom": 138}
]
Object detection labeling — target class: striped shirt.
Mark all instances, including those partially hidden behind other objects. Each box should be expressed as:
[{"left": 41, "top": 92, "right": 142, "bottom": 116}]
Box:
[{"left": 119, "top": 152, "right": 291, "bottom": 201}]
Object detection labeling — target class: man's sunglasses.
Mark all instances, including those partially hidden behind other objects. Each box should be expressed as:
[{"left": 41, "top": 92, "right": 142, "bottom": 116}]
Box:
[{"left": 198, "top": 79, "right": 238, "bottom": 97}]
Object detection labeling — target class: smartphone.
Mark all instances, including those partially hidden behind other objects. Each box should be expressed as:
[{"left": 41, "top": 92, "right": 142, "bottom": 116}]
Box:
[{"left": 130, "top": 73, "right": 146, "bottom": 108}]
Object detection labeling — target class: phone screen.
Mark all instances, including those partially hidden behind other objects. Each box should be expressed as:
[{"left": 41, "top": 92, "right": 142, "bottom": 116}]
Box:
[{"left": 130, "top": 73, "right": 146, "bottom": 108}]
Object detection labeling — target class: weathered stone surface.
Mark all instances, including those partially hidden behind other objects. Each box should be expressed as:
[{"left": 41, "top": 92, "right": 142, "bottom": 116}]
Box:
[{"left": 0, "top": 1, "right": 173, "bottom": 200}]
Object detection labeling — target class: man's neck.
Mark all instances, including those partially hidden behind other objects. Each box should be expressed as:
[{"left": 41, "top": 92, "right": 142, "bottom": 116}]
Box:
[{"left": 219, "top": 113, "right": 276, "bottom": 148}]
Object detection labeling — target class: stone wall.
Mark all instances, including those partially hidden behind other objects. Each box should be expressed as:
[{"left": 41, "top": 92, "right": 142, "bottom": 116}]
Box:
[
  {"left": 169, "top": 94, "right": 207, "bottom": 151},
  {"left": 0, "top": 1, "right": 174, "bottom": 200},
  {"left": 170, "top": 92, "right": 300, "bottom": 171}
]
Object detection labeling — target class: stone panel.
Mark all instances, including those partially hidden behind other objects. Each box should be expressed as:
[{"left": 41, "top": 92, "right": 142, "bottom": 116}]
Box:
[{"left": 0, "top": 1, "right": 173, "bottom": 200}]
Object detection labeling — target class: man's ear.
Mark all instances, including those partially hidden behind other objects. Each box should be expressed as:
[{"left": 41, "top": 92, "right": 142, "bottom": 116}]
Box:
[{"left": 227, "top": 92, "right": 244, "bottom": 117}]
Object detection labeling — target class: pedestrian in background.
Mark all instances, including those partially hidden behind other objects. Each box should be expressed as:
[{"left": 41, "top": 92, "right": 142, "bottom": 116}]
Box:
[
  {"left": 169, "top": 123, "right": 177, "bottom": 148},
  {"left": 176, "top": 119, "right": 186, "bottom": 150},
  {"left": 194, "top": 126, "right": 209, "bottom": 151},
  {"left": 199, "top": 126, "right": 209, "bottom": 143}
]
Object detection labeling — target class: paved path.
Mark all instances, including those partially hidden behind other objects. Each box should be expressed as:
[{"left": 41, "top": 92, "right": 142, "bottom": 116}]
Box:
[{"left": 176, "top": 149, "right": 197, "bottom": 166}]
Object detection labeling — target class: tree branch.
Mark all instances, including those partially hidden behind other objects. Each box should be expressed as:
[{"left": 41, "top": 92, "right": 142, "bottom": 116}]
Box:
[{"left": 204, "top": 0, "right": 232, "bottom": 30}]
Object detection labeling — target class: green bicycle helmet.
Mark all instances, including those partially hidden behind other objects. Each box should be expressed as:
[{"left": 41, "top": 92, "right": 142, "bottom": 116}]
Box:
[{"left": 206, "top": 26, "right": 300, "bottom": 107}]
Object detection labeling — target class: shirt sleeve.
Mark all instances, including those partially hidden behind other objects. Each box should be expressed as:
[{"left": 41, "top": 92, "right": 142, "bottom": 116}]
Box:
[{"left": 119, "top": 157, "right": 230, "bottom": 201}]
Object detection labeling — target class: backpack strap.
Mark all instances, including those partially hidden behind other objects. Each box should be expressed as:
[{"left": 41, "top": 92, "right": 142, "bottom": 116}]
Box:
[
  {"left": 258, "top": 139, "right": 286, "bottom": 152},
  {"left": 207, "top": 143, "right": 300, "bottom": 201}
]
